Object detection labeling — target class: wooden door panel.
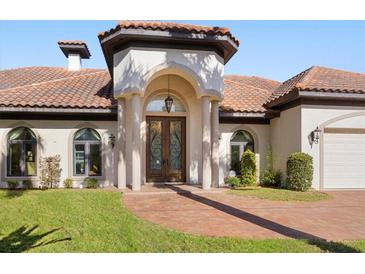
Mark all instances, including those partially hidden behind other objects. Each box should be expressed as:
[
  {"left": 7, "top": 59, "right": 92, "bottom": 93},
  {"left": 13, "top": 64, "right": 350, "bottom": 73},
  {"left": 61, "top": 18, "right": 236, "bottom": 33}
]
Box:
[{"left": 146, "top": 116, "right": 186, "bottom": 182}]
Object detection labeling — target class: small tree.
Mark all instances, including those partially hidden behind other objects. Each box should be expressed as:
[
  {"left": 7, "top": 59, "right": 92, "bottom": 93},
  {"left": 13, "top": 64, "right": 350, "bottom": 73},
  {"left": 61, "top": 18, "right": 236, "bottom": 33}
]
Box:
[
  {"left": 39, "top": 155, "right": 62, "bottom": 189},
  {"left": 240, "top": 149, "right": 256, "bottom": 186},
  {"left": 286, "top": 152, "right": 313, "bottom": 191},
  {"left": 260, "top": 145, "right": 282, "bottom": 187}
]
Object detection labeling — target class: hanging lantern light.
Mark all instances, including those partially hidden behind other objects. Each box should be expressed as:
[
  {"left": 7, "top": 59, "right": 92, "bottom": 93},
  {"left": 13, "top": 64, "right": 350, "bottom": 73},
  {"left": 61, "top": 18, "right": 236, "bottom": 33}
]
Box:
[{"left": 164, "top": 75, "right": 173, "bottom": 113}]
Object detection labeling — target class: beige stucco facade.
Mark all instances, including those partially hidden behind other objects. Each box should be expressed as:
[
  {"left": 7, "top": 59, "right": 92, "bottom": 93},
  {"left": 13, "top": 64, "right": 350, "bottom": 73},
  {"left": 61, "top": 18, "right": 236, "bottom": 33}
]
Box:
[
  {"left": 300, "top": 105, "right": 365, "bottom": 189},
  {"left": 0, "top": 41, "right": 363, "bottom": 190},
  {"left": 219, "top": 123, "right": 271, "bottom": 185},
  {"left": 270, "top": 106, "right": 302, "bottom": 176},
  {"left": 270, "top": 105, "right": 365, "bottom": 190},
  {"left": 113, "top": 47, "right": 225, "bottom": 100},
  {"left": 1, "top": 105, "right": 364, "bottom": 190},
  {"left": 0, "top": 120, "right": 117, "bottom": 188}
]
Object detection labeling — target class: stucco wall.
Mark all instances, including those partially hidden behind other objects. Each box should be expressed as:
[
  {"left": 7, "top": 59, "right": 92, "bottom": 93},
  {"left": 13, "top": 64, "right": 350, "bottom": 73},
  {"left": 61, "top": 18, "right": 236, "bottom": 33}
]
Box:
[
  {"left": 300, "top": 105, "right": 365, "bottom": 189},
  {"left": 0, "top": 120, "right": 117, "bottom": 188},
  {"left": 270, "top": 106, "right": 302, "bottom": 176},
  {"left": 219, "top": 123, "right": 271, "bottom": 185},
  {"left": 113, "top": 47, "right": 225, "bottom": 100}
]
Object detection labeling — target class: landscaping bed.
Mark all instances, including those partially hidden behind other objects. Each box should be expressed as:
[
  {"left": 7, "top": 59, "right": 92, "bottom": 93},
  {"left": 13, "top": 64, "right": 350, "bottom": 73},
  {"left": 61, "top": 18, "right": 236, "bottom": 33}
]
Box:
[{"left": 227, "top": 186, "right": 330, "bottom": 202}]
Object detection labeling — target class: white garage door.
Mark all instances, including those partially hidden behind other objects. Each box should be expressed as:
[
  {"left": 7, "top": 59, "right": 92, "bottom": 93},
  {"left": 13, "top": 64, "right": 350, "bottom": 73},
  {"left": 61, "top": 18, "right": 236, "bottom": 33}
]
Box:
[{"left": 323, "top": 129, "right": 365, "bottom": 189}]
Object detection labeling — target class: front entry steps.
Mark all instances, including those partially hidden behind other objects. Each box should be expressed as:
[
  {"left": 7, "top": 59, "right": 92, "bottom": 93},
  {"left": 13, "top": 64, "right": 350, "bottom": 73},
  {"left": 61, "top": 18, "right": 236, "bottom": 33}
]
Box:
[{"left": 122, "top": 183, "right": 227, "bottom": 195}]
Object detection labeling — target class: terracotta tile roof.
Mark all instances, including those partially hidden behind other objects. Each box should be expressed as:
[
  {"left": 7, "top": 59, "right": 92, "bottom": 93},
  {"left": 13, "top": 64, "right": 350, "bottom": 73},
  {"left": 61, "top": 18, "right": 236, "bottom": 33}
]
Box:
[
  {"left": 268, "top": 66, "right": 365, "bottom": 104},
  {"left": 2, "top": 66, "right": 362, "bottom": 113},
  {"left": 58, "top": 40, "right": 87, "bottom": 46},
  {"left": 98, "top": 20, "right": 239, "bottom": 46},
  {"left": 221, "top": 75, "right": 281, "bottom": 113},
  {"left": 0, "top": 67, "right": 114, "bottom": 109}
]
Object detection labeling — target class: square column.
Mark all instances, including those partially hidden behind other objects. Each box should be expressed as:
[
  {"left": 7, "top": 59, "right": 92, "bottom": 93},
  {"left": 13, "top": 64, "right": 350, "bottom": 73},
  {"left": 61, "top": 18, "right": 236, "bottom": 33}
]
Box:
[
  {"left": 117, "top": 98, "right": 126, "bottom": 189},
  {"left": 201, "top": 96, "right": 211, "bottom": 189},
  {"left": 131, "top": 94, "right": 142, "bottom": 191},
  {"left": 211, "top": 100, "right": 220, "bottom": 188}
]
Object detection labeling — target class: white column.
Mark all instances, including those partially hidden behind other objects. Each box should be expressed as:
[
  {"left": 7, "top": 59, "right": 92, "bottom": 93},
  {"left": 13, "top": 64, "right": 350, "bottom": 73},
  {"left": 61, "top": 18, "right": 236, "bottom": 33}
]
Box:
[
  {"left": 211, "top": 100, "right": 220, "bottom": 188},
  {"left": 201, "top": 96, "right": 211, "bottom": 190},
  {"left": 117, "top": 98, "right": 126, "bottom": 189},
  {"left": 131, "top": 94, "right": 142, "bottom": 191}
]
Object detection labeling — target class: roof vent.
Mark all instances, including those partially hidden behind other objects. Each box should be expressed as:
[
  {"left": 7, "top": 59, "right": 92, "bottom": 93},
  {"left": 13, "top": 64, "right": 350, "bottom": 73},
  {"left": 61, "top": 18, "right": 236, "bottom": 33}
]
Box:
[{"left": 58, "top": 40, "right": 91, "bottom": 71}]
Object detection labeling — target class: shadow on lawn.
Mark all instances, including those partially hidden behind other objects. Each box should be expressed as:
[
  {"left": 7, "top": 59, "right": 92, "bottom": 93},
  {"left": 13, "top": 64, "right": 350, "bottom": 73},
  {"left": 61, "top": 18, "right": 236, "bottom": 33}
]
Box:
[
  {"left": 158, "top": 184, "right": 361, "bottom": 253},
  {"left": 0, "top": 225, "right": 71, "bottom": 253}
]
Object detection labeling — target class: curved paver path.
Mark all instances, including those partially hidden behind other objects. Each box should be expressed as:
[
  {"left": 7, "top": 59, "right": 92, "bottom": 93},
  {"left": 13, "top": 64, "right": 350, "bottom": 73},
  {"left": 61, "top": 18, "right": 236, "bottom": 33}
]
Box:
[{"left": 123, "top": 185, "right": 365, "bottom": 240}]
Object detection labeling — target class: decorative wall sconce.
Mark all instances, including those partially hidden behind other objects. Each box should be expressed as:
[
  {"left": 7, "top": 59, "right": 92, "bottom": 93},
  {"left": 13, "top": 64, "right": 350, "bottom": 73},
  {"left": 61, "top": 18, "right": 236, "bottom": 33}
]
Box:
[
  {"left": 109, "top": 134, "right": 116, "bottom": 148},
  {"left": 311, "top": 126, "right": 322, "bottom": 145}
]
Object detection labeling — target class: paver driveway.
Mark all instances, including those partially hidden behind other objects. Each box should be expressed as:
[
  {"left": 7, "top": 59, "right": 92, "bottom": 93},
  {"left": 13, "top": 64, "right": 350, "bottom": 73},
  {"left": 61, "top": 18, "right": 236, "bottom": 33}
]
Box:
[{"left": 124, "top": 185, "right": 365, "bottom": 240}]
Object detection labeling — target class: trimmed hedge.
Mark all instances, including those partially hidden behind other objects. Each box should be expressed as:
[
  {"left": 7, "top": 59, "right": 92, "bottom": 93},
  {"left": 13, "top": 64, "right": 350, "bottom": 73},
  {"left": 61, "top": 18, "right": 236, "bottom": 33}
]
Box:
[
  {"left": 224, "top": 176, "right": 241, "bottom": 188},
  {"left": 84, "top": 178, "right": 98, "bottom": 189},
  {"left": 7, "top": 180, "right": 19, "bottom": 190},
  {"left": 240, "top": 149, "right": 256, "bottom": 186},
  {"left": 63, "top": 178, "right": 74, "bottom": 189},
  {"left": 286, "top": 152, "right": 313, "bottom": 191},
  {"left": 22, "top": 180, "right": 33, "bottom": 189},
  {"left": 260, "top": 170, "right": 282, "bottom": 187}
]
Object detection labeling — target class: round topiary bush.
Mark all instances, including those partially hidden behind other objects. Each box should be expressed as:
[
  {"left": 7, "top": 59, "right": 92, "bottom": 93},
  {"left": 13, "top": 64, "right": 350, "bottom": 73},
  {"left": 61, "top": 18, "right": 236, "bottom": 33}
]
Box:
[
  {"left": 84, "top": 178, "right": 98, "bottom": 189},
  {"left": 224, "top": 176, "right": 241, "bottom": 188},
  {"left": 63, "top": 178, "right": 74, "bottom": 189},
  {"left": 286, "top": 152, "right": 313, "bottom": 191},
  {"left": 240, "top": 149, "right": 256, "bottom": 186}
]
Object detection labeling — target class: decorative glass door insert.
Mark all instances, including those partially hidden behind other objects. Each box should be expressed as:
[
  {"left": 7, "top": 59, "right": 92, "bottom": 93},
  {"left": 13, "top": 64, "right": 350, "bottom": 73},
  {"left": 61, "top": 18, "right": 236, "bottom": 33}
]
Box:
[{"left": 146, "top": 116, "right": 186, "bottom": 182}]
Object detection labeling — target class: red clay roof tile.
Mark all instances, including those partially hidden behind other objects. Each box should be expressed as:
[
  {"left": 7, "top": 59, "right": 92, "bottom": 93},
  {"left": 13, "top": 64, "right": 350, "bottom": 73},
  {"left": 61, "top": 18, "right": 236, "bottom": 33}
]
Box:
[
  {"left": 267, "top": 66, "right": 365, "bottom": 104},
  {"left": 98, "top": 20, "right": 239, "bottom": 46},
  {"left": 221, "top": 76, "right": 281, "bottom": 113}
]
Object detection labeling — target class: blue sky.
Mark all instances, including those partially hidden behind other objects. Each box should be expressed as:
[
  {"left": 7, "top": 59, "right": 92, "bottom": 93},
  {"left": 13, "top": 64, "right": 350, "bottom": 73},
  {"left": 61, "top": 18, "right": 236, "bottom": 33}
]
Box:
[{"left": 0, "top": 20, "right": 364, "bottom": 81}]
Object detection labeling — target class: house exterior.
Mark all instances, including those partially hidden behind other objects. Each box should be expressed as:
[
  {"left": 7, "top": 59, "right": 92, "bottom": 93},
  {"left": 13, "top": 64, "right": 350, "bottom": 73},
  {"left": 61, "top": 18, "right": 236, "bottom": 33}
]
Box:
[{"left": 0, "top": 21, "right": 364, "bottom": 190}]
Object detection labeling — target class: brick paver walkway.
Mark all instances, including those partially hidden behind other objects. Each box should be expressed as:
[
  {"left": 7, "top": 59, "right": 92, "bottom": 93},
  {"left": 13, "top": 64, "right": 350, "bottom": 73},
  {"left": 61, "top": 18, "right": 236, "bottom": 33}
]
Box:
[{"left": 123, "top": 184, "right": 365, "bottom": 240}]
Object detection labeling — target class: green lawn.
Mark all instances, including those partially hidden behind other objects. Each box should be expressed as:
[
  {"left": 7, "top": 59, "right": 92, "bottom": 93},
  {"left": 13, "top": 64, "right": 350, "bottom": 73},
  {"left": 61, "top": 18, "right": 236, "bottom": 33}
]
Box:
[
  {"left": 228, "top": 186, "right": 330, "bottom": 202},
  {"left": 0, "top": 189, "right": 362, "bottom": 253}
]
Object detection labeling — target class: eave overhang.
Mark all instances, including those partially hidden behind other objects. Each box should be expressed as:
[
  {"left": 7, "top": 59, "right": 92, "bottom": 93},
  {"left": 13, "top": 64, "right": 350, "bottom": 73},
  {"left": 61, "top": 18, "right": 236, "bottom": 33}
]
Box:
[
  {"left": 265, "top": 90, "right": 365, "bottom": 110},
  {"left": 219, "top": 110, "right": 279, "bottom": 124},
  {"left": 98, "top": 28, "right": 239, "bottom": 77},
  {"left": 0, "top": 106, "right": 117, "bottom": 121}
]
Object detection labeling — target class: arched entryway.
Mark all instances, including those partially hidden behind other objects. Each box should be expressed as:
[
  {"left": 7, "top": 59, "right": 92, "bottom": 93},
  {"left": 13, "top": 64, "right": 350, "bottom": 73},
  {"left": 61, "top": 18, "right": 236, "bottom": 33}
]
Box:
[{"left": 144, "top": 92, "right": 187, "bottom": 182}]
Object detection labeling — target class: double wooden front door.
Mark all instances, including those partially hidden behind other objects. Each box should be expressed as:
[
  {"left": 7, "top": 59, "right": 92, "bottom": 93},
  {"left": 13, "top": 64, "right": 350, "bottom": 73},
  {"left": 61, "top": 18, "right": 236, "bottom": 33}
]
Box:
[{"left": 146, "top": 116, "right": 186, "bottom": 182}]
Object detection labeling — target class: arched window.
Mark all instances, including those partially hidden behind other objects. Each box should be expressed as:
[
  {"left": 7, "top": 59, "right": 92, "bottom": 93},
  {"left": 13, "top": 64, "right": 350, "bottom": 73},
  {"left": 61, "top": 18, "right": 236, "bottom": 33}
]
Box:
[
  {"left": 73, "top": 128, "right": 102, "bottom": 176},
  {"left": 7, "top": 127, "right": 37, "bottom": 177},
  {"left": 230, "top": 130, "right": 255, "bottom": 175},
  {"left": 146, "top": 93, "right": 186, "bottom": 112}
]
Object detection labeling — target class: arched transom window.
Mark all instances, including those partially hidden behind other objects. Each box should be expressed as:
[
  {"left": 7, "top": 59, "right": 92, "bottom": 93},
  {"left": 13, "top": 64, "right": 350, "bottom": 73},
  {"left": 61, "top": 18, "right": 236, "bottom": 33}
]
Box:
[
  {"left": 7, "top": 127, "right": 37, "bottom": 177},
  {"left": 230, "top": 130, "right": 255, "bottom": 175},
  {"left": 146, "top": 93, "right": 186, "bottom": 112},
  {"left": 73, "top": 128, "right": 102, "bottom": 176}
]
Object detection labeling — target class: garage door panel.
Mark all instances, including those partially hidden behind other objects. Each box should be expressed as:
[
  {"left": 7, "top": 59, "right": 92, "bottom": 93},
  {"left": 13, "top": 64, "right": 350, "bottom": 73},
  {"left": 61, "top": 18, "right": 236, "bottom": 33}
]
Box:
[{"left": 323, "top": 132, "right": 365, "bottom": 189}]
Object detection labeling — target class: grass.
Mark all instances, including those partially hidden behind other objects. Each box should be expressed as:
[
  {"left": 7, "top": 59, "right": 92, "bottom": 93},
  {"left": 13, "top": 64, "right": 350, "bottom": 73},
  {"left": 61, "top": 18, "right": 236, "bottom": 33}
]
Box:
[
  {"left": 0, "top": 189, "right": 362, "bottom": 253},
  {"left": 228, "top": 186, "right": 330, "bottom": 202}
]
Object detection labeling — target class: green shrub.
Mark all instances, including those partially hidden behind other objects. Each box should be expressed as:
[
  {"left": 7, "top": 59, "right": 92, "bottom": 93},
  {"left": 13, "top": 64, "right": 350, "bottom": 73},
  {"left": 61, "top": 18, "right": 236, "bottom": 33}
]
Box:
[
  {"left": 225, "top": 176, "right": 241, "bottom": 188},
  {"left": 240, "top": 149, "right": 256, "bottom": 186},
  {"left": 260, "top": 145, "right": 282, "bottom": 187},
  {"left": 84, "top": 178, "right": 98, "bottom": 189},
  {"left": 63, "top": 178, "right": 74, "bottom": 189},
  {"left": 22, "top": 180, "right": 33, "bottom": 189},
  {"left": 286, "top": 152, "right": 313, "bottom": 191},
  {"left": 260, "top": 170, "right": 282, "bottom": 187},
  {"left": 7, "top": 180, "right": 19, "bottom": 190}
]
